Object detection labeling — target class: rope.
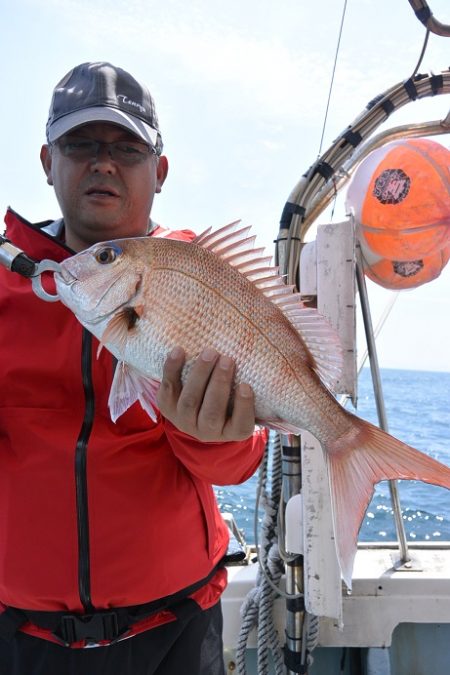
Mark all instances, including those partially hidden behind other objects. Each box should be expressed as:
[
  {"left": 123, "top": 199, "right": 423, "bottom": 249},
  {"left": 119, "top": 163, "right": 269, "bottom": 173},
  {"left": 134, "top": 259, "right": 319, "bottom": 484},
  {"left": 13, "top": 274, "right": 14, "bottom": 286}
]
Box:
[
  {"left": 236, "top": 434, "right": 284, "bottom": 675},
  {"left": 303, "top": 612, "right": 321, "bottom": 668}
]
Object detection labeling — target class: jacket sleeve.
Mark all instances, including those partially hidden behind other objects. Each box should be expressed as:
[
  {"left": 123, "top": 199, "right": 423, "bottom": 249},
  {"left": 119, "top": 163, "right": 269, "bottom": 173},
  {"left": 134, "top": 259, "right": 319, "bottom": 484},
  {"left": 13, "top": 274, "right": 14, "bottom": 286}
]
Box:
[{"left": 163, "top": 420, "right": 268, "bottom": 485}]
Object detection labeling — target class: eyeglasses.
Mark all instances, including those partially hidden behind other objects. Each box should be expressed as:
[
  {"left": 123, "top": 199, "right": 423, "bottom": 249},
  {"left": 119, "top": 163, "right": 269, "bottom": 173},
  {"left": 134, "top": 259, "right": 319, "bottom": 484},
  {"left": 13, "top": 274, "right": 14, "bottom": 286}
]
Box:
[{"left": 53, "top": 136, "right": 158, "bottom": 166}]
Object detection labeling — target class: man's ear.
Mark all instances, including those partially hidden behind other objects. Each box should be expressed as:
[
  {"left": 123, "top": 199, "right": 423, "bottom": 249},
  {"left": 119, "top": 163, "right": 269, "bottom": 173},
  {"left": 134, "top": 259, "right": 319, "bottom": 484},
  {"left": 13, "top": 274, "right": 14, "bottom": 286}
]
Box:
[
  {"left": 155, "top": 155, "right": 169, "bottom": 194},
  {"left": 40, "top": 144, "right": 54, "bottom": 186}
]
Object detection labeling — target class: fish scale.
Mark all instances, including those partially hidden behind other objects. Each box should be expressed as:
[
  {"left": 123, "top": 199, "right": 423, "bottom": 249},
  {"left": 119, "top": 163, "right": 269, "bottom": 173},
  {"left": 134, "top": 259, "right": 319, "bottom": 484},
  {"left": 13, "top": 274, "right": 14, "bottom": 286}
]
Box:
[
  {"left": 168, "top": 275, "right": 311, "bottom": 428},
  {"left": 136, "top": 244, "right": 310, "bottom": 421}
]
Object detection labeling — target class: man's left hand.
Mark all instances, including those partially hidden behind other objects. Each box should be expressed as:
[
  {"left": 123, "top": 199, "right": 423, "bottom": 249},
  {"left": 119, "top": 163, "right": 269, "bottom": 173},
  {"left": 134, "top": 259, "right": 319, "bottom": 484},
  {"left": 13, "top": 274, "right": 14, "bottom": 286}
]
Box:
[{"left": 156, "top": 346, "right": 256, "bottom": 442}]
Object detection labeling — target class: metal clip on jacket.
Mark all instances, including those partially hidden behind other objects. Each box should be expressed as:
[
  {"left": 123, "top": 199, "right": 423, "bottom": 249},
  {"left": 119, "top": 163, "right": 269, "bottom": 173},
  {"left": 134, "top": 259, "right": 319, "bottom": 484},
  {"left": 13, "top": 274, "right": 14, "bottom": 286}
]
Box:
[{"left": 0, "top": 234, "right": 60, "bottom": 302}]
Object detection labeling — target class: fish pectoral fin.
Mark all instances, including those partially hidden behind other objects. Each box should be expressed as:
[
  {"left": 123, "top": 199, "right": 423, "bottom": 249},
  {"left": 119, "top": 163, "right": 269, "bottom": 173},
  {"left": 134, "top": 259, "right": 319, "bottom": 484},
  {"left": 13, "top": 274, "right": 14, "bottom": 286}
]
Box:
[
  {"left": 109, "top": 361, "right": 160, "bottom": 423},
  {"left": 133, "top": 304, "right": 145, "bottom": 318},
  {"left": 327, "top": 416, "right": 450, "bottom": 589},
  {"left": 99, "top": 307, "right": 141, "bottom": 356}
]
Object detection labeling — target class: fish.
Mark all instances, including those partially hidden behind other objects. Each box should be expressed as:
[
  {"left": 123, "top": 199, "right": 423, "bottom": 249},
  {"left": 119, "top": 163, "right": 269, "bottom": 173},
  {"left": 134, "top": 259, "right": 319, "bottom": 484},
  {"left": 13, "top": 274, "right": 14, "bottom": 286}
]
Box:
[{"left": 54, "top": 220, "right": 450, "bottom": 588}]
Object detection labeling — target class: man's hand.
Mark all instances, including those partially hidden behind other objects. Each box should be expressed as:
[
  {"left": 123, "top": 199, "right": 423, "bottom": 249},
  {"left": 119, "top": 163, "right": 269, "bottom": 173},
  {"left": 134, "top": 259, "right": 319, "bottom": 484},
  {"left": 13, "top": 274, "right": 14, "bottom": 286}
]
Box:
[{"left": 156, "top": 346, "right": 256, "bottom": 442}]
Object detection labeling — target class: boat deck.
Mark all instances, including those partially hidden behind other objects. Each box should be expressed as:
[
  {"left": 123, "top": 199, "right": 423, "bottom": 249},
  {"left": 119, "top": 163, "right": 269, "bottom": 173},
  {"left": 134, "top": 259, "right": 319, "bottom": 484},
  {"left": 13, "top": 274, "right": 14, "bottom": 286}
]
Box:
[{"left": 222, "top": 543, "right": 450, "bottom": 652}]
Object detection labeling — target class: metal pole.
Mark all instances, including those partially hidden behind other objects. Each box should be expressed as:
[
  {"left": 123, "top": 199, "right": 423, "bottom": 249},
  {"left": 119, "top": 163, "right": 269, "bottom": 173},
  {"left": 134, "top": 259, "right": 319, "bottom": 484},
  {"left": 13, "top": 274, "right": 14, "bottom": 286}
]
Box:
[
  {"left": 282, "top": 434, "right": 309, "bottom": 675},
  {"left": 355, "top": 250, "right": 410, "bottom": 564}
]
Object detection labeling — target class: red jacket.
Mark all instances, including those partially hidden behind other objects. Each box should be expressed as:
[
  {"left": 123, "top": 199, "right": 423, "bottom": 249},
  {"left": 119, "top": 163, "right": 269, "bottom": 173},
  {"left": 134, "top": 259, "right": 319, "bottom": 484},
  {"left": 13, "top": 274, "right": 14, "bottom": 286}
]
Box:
[{"left": 0, "top": 208, "right": 266, "bottom": 644}]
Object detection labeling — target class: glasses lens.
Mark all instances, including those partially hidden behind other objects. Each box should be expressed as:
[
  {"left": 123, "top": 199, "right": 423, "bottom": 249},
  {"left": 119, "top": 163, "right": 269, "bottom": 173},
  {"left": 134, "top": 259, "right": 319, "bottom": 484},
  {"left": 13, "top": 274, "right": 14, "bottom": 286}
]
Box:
[
  {"left": 112, "top": 142, "right": 153, "bottom": 165},
  {"left": 56, "top": 138, "right": 155, "bottom": 165},
  {"left": 58, "top": 139, "right": 97, "bottom": 160}
]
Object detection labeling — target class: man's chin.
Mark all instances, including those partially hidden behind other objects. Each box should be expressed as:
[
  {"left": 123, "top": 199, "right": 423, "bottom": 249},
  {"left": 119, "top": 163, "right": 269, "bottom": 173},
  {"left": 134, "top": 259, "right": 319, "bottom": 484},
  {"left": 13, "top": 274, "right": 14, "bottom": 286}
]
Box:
[{"left": 76, "top": 222, "right": 151, "bottom": 246}]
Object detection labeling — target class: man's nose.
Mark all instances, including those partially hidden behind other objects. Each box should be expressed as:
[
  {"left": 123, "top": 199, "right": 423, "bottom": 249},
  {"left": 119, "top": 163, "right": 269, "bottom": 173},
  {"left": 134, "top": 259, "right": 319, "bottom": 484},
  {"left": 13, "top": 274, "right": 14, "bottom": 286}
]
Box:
[{"left": 90, "top": 142, "right": 116, "bottom": 171}]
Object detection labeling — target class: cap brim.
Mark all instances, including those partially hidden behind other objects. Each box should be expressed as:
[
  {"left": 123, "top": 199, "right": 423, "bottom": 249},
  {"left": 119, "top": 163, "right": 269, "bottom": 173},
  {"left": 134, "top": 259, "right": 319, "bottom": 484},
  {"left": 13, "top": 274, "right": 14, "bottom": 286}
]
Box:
[{"left": 47, "top": 106, "right": 159, "bottom": 146}]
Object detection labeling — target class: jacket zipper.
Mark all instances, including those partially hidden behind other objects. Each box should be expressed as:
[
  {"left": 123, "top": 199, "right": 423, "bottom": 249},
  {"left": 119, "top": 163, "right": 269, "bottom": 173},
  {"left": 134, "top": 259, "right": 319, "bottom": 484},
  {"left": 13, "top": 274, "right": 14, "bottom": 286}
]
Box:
[{"left": 75, "top": 329, "right": 96, "bottom": 612}]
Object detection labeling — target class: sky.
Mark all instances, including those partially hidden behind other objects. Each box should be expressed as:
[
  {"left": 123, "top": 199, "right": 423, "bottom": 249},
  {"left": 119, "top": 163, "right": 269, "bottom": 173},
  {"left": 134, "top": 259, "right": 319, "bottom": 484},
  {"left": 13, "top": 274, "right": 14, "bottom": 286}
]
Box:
[{"left": 1, "top": 0, "right": 450, "bottom": 373}]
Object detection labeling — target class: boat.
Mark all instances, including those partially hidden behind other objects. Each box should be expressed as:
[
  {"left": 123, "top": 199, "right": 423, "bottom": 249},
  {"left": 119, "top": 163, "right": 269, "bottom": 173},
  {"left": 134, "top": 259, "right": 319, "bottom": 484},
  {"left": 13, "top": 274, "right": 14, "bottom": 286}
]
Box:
[{"left": 220, "top": 1, "right": 450, "bottom": 673}]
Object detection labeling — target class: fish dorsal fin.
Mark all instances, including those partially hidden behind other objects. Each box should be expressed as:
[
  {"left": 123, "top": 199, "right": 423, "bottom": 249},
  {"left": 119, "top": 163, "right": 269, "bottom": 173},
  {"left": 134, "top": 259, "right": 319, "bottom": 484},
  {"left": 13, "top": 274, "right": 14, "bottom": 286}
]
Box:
[
  {"left": 285, "top": 307, "right": 343, "bottom": 391},
  {"left": 194, "top": 221, "right": 343, "bottom": 392}
]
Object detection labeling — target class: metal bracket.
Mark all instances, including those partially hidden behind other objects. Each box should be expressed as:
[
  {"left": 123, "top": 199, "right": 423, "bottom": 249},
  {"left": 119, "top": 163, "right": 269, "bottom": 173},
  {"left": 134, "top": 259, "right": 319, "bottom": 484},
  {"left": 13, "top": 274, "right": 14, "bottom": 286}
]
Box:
[{"left": 391, "top": 556, "right": 423, "bottom": 573}]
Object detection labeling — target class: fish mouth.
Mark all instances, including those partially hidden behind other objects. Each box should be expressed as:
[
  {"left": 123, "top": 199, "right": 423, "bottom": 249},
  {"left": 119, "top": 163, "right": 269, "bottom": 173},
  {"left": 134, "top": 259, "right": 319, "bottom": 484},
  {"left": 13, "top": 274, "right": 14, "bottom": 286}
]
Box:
[{"left": 55, "top": 267, "right": 77, "bottom": 286}]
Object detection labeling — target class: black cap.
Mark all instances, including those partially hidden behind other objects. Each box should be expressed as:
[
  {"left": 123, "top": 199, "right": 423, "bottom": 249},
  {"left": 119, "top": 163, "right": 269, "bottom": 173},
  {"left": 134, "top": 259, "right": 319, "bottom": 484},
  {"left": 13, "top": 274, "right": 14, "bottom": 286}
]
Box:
[{"left": 46, "top": 62, "right": 163, "bottom": 153}]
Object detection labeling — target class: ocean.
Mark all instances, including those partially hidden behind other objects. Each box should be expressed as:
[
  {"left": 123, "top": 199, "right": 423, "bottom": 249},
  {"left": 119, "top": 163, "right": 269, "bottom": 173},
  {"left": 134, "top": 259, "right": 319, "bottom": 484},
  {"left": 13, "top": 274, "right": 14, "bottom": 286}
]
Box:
[{"left": 215, "top": 368, "right": 450, "bottom": 544}]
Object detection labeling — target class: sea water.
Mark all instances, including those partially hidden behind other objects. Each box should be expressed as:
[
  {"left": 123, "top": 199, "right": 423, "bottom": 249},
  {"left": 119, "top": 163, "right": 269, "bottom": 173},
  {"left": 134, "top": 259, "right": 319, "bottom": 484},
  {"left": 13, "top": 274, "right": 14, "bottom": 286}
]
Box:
[{"left": 215, "top": 368, "right": 450, "bottom": 543}]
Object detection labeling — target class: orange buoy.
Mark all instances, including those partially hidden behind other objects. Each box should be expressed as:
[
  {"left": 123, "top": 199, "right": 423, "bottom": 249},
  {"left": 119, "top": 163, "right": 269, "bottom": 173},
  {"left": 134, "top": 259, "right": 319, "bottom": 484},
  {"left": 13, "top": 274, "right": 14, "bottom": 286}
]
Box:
[
  {"left": 346, "top": 138, "right": 450, "bottom": 289},
  {"left": 359, "top": 241, "right": 450, "bottom": 290}
]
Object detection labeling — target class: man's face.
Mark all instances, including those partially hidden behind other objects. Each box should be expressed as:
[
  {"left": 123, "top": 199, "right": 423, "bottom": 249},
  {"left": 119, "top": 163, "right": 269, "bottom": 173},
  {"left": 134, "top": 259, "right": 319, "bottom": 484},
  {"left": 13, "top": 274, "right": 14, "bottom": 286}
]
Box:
[{"left": 40, "top": 122, "right": 168, "bottom": 251}]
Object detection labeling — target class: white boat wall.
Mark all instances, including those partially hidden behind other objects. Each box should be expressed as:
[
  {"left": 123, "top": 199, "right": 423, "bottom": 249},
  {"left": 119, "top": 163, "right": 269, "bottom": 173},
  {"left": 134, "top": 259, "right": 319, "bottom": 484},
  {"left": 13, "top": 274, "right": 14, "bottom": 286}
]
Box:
[{"left": 221, "top": 1, "right": 450, "bottom": 673}]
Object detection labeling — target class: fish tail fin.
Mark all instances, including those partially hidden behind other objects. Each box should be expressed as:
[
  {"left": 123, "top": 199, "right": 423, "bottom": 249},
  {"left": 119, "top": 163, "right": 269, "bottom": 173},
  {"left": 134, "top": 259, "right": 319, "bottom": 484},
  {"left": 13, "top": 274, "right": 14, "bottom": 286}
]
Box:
[{"left": 325, "top": 416, "right": 450, "bottom": 589}]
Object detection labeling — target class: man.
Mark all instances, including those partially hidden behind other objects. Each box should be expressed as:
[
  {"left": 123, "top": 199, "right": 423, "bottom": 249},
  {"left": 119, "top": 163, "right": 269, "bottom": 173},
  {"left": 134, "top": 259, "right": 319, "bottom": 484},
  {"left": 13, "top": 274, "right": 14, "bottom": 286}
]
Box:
[{"left": 0, "top": 62, "right": 265, "bottom": 674}]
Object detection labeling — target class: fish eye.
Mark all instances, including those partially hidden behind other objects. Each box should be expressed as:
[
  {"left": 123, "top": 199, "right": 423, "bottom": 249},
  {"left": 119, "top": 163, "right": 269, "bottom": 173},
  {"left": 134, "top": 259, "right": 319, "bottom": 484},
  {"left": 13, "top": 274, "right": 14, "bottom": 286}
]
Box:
[{"left": 94, "top": 246, "right": 120, "bottom": 264}]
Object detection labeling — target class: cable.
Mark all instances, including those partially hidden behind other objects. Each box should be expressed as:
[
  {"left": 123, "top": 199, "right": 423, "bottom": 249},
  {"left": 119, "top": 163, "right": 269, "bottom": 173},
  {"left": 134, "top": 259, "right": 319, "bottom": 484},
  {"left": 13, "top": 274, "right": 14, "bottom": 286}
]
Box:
[
  {"left": 411, "top": 28, "right": 430, "bottom": 77},
  {"left": 253, "top": 448, "right": 304, "bottom": 601},
  {"left": 317, "top": 0, "right": 349, "bottom": 156}
]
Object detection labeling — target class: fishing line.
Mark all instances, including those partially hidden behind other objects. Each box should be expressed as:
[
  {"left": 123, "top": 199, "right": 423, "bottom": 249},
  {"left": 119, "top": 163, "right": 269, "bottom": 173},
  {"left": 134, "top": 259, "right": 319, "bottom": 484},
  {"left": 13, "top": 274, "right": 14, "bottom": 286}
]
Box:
[
  {"left": 339, "top": 290, "right": 400, "bottom": 409},
  {"left": 317, "top": 0, "right": 348, "bottom": 157}
]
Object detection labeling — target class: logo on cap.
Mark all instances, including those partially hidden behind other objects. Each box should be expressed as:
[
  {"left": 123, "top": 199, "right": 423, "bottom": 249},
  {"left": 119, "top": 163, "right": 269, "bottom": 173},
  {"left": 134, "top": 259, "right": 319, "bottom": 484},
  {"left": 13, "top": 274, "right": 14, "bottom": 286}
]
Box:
[{"left": 118, "top": 95, "right": 146, "bottom": 116}]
